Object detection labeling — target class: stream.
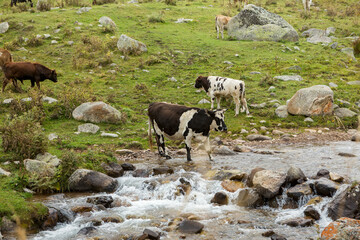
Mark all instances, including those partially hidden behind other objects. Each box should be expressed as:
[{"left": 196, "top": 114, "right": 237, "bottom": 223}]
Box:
[{"left": 28, "top": 141, "right": 360, "bottom": 240}]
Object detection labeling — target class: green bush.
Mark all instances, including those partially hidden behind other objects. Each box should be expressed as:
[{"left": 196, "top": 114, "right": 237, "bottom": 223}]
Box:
[
  {"left": 56, "top": 151, "right": 80, "bottom": 191},
  {"left": 1, "top": 111, "right": 48, "bottom": 159},
  {"left": 353, "top": 37, "right": 360, "bottom": 57}
]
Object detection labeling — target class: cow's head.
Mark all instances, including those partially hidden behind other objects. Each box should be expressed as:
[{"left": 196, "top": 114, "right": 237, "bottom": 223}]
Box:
[
  {"left": 194, "top": 76, "right": 207, "bottom": 89},
  {"left": 212, "top": 109, "right": 227, "bottom": 132},
  {"left": 50, "top": 70, "right": 58, "bottom": 82}
]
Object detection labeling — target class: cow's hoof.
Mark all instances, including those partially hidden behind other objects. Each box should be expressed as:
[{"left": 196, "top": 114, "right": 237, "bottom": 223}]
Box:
[
  {"left": 187, "top": 159, "right": 192, "bottom": 162},
  {"left": 165, "top": 155, "right": 172, "bottom": 160}
]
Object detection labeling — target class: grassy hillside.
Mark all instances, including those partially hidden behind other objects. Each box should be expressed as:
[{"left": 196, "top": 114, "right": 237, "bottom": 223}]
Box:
[{"left": 0, "top": 0, "right": 359, "bottom": 227}]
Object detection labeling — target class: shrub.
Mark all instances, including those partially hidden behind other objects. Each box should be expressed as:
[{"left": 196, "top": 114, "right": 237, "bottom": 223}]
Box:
[
  {"left": 56, "top": 151, "right": 80, "bottom": 191},
  {"left": 1, "top": 111, "right": 48, "bottom": 159},
  {"left": 148, "top": 12, "right": 165, "bottom": 23},
  {"left": 353, "top": 37, "right": 360, "bottom": 57},
  {"left": 26, "top": 35, "right": 43, "bottom": 47},
  {"left": 92, "top": 0, "right": 115, "bottom": 5},
  {"left": 165, "top": 0, "right": 176, "bottom": 6},
  {"left": 37, "top": 0, "right": 51, "bottom": 11}
]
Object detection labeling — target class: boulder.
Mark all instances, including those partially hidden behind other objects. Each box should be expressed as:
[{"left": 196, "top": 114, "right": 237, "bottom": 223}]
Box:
[
  {"left": 221, "top": 180, "right": 244, "bottom": 192},
  {"left": 121, "top": 163, "right": 136, "bottom": 171},
  {"left": 236, "top": 188, "right": 263, "bottom": 207},
  {"left": 329, "top": 172, "right": 344, "bottom": 183},
  {"left": 247, "top": 167, "right": 265, "bottom": 187},
  {"left": 228, "top": 5, "right": 298, "bottom": 42},
  {"left": 77, "top": 226, "right": 97, "bottom": 236},
  {"left": 142, "top": 228, "right": 160, "bottom": 240},
  {"left": 153, "top": 167, "right": 174, "bottom": 175},
  {"left": 213, "top": 146, "right": 236, "bottom": 155},
  {"left": 286, "top": 183, "right": 313, "bottom": 200},
  {"left": 334, "top": 108, "right": 357, "bottom": 118},
  {"left": 230, "top": 172, "right": 248, "bottom": 181},
  {"left": 304, "top": 206, "right": 320, "bottom": 220},
  {"left": 132, "top": 169, "right": 151, "bottom": 178},
  {"left": 78, "top": 123, "right": 100, "bottom": 134},
  {"left": 314, "top": 178, "right": 338, "bottom": 197},
  {"left": 316, "top": 169, "right": 330, "bottom": 179},
  {"left": 327, "top": 184, "right": 360, "bottom": 220},
  {"left": 274, "top": 75, "right": 302, "bottom": 81},
  {"left": 72, "top": 101, "right": 123, "bottom": 124},
  {"left": 275, "top": 105, "right": 288, "bottom": 118},
  {"left": 41, "top": 207, "right": 59, "bottom": 229},
  {"left": 101, "top": 162, "right": 124, "bottom": 177},
  {"left": 341, "top": 48, "right": 356, "bottom": 61},
  {"left": 307, "top": 35, "right": 332, "bottom": 44},
  {"left": 287, "top": 85, "right": 334, "bottom": 116},
  {"left": 36, "top": 152, "right": 61, "bottom": 167},
  {"left": 321, "top": 217, "right": 360, "bottom": 240},
  {"left": 86, "top": 196, "right": 114, "bottom": 208},
  {"left": 210, "top": 192, "right": 228, "bottom": 205},
  {"left": 68, "top": 169, "right": 118, "bottom": 193},
  {"left": 0, "top": 22, "right": 9, "bottom": 34},
  {"left": 99, "top": 16, "right": 116, "bottom": 29},
  {"left": 24, "top": 152, "right": 61, "bottom": 177},
  {"left": 252, "top": 170, "right": 286, "bottom": 198},
  {"left": 71, "top": 204, "right": 94, "bottom": 213},
  {"left": 280, "top": 217, "right": 314, "bottom": 227},
  {"left": 286, "top": 166, "right": 306, "bottom": 185},
  {"left": 246, "top": 134, "right": 272, "bottom": 141},
  {"left": 178, "top": 220, "right": 204, "bottom": 234},
  {"left": 117, "top": 34, "right": 147, "bottom": 55},
  {"left": 0, "top": 167, "right": 11, "bottom": 177}
]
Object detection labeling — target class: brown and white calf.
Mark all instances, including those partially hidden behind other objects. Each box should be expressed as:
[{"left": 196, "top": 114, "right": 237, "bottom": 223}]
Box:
[
  {"left": 148, "top": 102, "right": 227, "bottom": 161},
  {"left": 215, "top": 15, "right": 231, "bottom": 39},
  {"left": 195, "top": 76, "right": 249, "bottom": 116}
]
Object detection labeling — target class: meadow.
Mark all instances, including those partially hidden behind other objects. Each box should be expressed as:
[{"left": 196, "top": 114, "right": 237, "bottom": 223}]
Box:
[{"left": 0, "top": 0, "right": 359, "bottom": 228}]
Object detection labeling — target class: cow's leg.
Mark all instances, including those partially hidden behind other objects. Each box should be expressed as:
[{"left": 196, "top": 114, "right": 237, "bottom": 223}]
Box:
[
  {"left": 2, "top": 78, "right": 10, "bottom": 92},
  {"left": 233, "top": 95, "right": 240, "bottom": 116},
  {"left": 209, "top": 93, "right": 215, "bottom": 110},
  {"left": 216, "top": 25, "right": 220, "bottom": 39},
  {"left": 155, "top": 133, "right": 170, "bottom": 159},
  {"left": 30, "top": 80, "right": 35, "bottom": 88},
  {"left": 29, "top": 0, "right": 33, "bottom": 7},
  {"left": 184, "top": 130, "right": 193, "bottom": 161},
  {"left": 221, "top": 26, "right": 224, "bottom": 39},
  {"left": 216, "top": 96, "right": 221, "bottom": 109},
  {"left": 204, "top": 136, "right": 212, "bottom": 161},
  {"left": 240, "top": 95, "right": 249, "bottom": 115}
]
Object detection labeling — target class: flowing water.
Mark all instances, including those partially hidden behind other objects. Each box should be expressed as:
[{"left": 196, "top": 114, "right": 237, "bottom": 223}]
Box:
[{"left": 27, "top": 141, "right": 360, "bottom": 240}]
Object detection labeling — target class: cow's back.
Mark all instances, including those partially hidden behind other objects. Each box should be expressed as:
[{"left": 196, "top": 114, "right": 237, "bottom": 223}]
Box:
[
  {"left": 4, "top": 62, "right": 37, "bottom": 78},
  {"left": 148, "top": 102, "right": 197, "bottom": 136}
]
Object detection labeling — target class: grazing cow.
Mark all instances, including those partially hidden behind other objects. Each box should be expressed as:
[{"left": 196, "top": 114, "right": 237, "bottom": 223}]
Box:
[
  {"left": 195, "top": 76, "right": 249, "bottom": 116},
  {"left": 11, "top": 0, "right": 33, "bottom": 7},
  {"left": 148, "top": 102, "right": 227, "bottom": 161},
  {"left": 215, "top": 15, "right": 231, "bottom": 39},
  {"left": 302, "top": 0, "right": 312, "bottom": 12},
  {"left": 2, "top": 62, "right": 57, "bottom": 92},
  {"left": 0, "top": 49, "right": 12, "bottom": 69}
]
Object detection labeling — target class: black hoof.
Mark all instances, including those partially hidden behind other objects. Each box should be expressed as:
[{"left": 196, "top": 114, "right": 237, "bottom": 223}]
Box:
[
  {"left": 187, "top": 158, "right": 192, "bottom": 162},
  {"left": 165, "top": 155, "right": 172, "bottom": 160}
]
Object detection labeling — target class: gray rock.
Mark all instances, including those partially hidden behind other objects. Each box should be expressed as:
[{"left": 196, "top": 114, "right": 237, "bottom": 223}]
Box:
[
  {"left": 117, "top": 34, "right": 147, "bottom": 55},
  {"left": 351, "top": 133, "right": 360, "bottom": 142},
  {"left": 228, "top": 4, "right": 299, "bottom": 42},
  {"left": 223, "top": 61, "right": 233, "bottom": 65},
  {"left": 304, "top": 117, "right": 314, "bottom": 122},
  {"left": 250, "top": 71, "right": 261, "bottom": 74},
  {"left": 326, "top": 27, "right": 336, "bottom": 36},
  {"left": 240, "top": 129, "right": 249, "bottom": 134},
  {"left": 0, "top": 22, "right": 9, "bottom": 34},
  {"left": 250, "top": 102, "right": 266, "bottom": 108},
  {"left": 287, "top": 183, "right": 312, "bottom": 200},
  {"left": 275, "top": 105, "right": 288, "bottom": 118},
  {"left": 334, "top": 108, "right": 357, "bottom": 118},
  {"left": 0, "top": 167, "right": 11, "bottom": 176},
  {"left": 314, "top": 177, "right": 338, "bottom": 197},
  {"left": 304, "top": 206, "right": 320, "bottom": 220},
  {"left": 252, "top": 170, "right": 286, "bottom": 198},
  {"left": 301, "top": 28, "right": 326, "bottom": 38},
  {"left": 67, "top": 41, "right": 74, "bottom": 46},
  {"left": 78, "top": 123, "right": 100, "bottom": 134},
  {"left": 246, "top": 134, "right": 272, "bottom": 141},
  {"left": 24, "top": 159, "right": 54, "bottom": 176},
  {"left": 77, "top": 7, "right": 91, "bottom": 14},
  {"left": 3, "top": 98, "right": 13, "bottom": 104},
  {"left": 268, "top": 86, "right": 275, "bottom": 91},
  {"left": 54, "top": 29, "right": 60, "bottom": 34},
  {"left": 327, "top": 184, "right": 360, "bottom": 220},
  {"left": 287, "top": 85, "right": 334, "bottom": 116},
  {"left": 36, "top": 152, "right": 61, "bottom": 167},
  {"left": 337, "top": 99, "right": 351, "bottom": 107},
  {"left": 236, "top": 188, "right": 263, "bottom": 207},
  {"left": 272, "top": 129, "right": 284, "bottom": 135},
  {"left": 153, "top": 166, "right": 174, "bottom": 175},
  {"left": 175, "top": 18, "right": 193, "bottom": 23},
  {"left": 21, "top": 97, "right": 32, "bottom": 102},
  {"left": 101, "top": 132, "right": 118, "bottom": 138},
  {"left": 178, "top": 220, "right": 203, "bottom": 234},
  {"left": 68, "top": 169, "right": 118, "bottom": 193},
  {"left": 99, "top": 16, "right": 116, "bottom": 29},
  {"left": 101, "top": 162, "right": 124, "bottom": 178},
  {"left": 341, "top": 48, "right": 356, "bottom": 61},
  {"left": 347, "top": 81, "right": 360, "bottom": 86},
  {"left": 44, "top": 34, "right": 51, "bottom": 38},
  {"left": 48, "top": 133, "right": 58, "bottom": 141},
  {"left": 280, "top": 217, "right": 314, "bottom": 227},
  {"left": 72, "top": 101, "right": 123, "bottom": 124},
  {"left": 286, "top": 166, "right": 306, "bottom": 185},
  {"left": 307, "top": 35, "right": 332, "bottom": 44},
  {"left": 274, "top": 75, "right": 302, "bottom": 81},
  {"left": 288, "top": 65, "right": 302, "bottom": 71},
  {"left": 213, "top": 146, "right": 236, "bottom": 155},
  {"left": 247, "top": 167, "right": 265, "bottom": 187},
  {"left": 51, "top": 40, "right": 58, "bottom": 44},
  {"left": 329, "top": 82, "right": 338, "bottom": 88},
  {"left": 42, "top": 96, "right": 58, "bottom": 103},
  {"left": 198, "top": 98, "right": 210, "bottom": 104},
  {"left": 330, "top": 42, "right": 338, "bottom": 49}
]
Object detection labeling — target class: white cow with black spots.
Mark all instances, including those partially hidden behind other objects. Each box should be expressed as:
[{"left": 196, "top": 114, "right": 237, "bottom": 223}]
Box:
[{"left": 195, "top": 75, "right": 249, "bottom": 116}]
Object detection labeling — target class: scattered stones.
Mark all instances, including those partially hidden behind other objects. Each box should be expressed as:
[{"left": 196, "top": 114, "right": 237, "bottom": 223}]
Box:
[
  {"left": 321, "top": 217, "right": 360, "bottom": 240},
  {"left": 274, "top": 75, "right": 303, "bottom": 81},
  {"left": 78, "top": 123, "right": 100, "bottom": 134},
  {"left": 99, "top": 16, "right": 116, "bottom": 29},
  {"left": 287, "top": 183, "right": 312, "bottom": 200},
  {"left": 275, "top": 105, "right": 288, "bottom": 118},
  {"left": 304, "top": 206, "right": 320, "bottom": 220},
  {"left": 0, "top": 22, "right": 9, "bottom": 34},
  {"left": 101, "top": 162, "right": 124, "bottom": 177},
  {"left": 153, "top": 167, "right": 174, "bottom": 175},
  {"left": 327, "top": 184, "right": 360, "bottom": 220},
  {"left": 68, "top": 169, "right": 119, "bottom": 193},
  {"left": 314, "top": 178, "right": 338, "bottom": 197},
  {"left": 178, "top": 220, "right": 204, "bottom": 234},
  {"left": 86, "top": 196, "right": 114, "bottom": 208},
  {"left": 252, "top": 170, "right": 286, "bottom": 198},
  {"left": 280, "top": 217, "right": 314, "bottom": 227},
  {"left": 334, "top": 108, "right": 357, "bottom": 118},
  {"left": 198, "top": 99, "right": 210, "bottom": 104},
  {"left": 72, "top": 101, "right": 123, "bottom": 124},
  {"left": 246, "top": 134, "right": 272, "bottom": 141},
  {"left": 221, "top": 180, "right": 244, "bottom": 192},
  {"left": 117, "top": 34, "right": 147, "bottom": 55},
  {"left": 287, "top": 85, "right": 334, "bottom": 116},
  {"left": 236, "top": 188, "right": 263, "bottom": 207},
  {"left": 210, "top": 192, "right": 228, "bottom": 205},
  {"left": 228, "top": 4, "right": 299, "bottom": 42},
  {"left": 0, "top": 167, "right": 11, "bottom": 176}
]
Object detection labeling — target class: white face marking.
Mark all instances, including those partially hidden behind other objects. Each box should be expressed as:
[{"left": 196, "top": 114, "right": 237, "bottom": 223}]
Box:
[{"left": 0, "top": 52, "right": 3, "bottom": 57}]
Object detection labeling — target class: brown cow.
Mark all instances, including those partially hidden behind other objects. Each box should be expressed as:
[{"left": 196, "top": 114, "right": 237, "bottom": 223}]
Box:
[{"left": 2, "top": 62, "right": 57, "bottom": 92}]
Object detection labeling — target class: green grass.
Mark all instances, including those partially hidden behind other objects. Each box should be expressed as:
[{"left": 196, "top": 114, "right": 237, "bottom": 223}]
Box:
[{"left": 0, "top": 0, "right": 359, "bottom": 228}]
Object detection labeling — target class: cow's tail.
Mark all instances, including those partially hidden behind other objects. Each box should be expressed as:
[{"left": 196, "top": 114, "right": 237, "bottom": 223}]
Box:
[
  {"left": 148, "top": 117, "right": 154, "bottom": 152},
  {"left": 215, "top": 16, "right": 217, "bottom": 30},
  {"left": 9, "top": 52, "right": 13, "bottom": 63}
]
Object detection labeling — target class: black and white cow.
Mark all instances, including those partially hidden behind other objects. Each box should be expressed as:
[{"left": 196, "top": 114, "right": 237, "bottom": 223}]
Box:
[
  {"left": 148, "top": 102, "right": 227, "bottom": 161},
  {"left": 195, "top": 75, "right": 249, "bottom": 116}
]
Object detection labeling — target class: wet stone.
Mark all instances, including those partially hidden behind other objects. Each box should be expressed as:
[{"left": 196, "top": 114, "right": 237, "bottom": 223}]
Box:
[
  {"left": 178, "top": 220, "right": 204, "bottom": 234},
  {"left": 338, "top": 152, "right": 356, "bottom": 157},
  {"left": 286, "top": 166, "right": 306, "bottom": 185},
  {"left": 101, "top": 162, "right": 124, "bottom": 177},
  {"left": 153, "top": 166, "right": 174, "bottom": 175},
  {"left": 221, "top": 180, "right": 244, "bottom": 192},
  {"left": 304, "top": 206, "right": 320, "bottom": 220},
  {"left": 41, "top": 207, "right": 59, "bottom": 229},
  {"left": 286, "top": 183, "right": 313, "bottom": 200},
  {"left": 316, "top": 169, "right": 330, "bottom": 179},
  {"left": 132, "top": 169, "right": 150, "bottom": 178},
  {"left": 86, "top": 196, "right": 113, "bottom": 208},
  {"left": 101, "top": 216, "right": 124, "bottom": 223},
  {"left": 229, "top": 172, "right": 248, "bottom": 181},
  {"left": 280, "top": 217, "right": 314, "bottom": 227},
  {"left": 210, "top": 192, "right": 228, "bottom": 205},
  {"left": 143, "top": 228, "right": 160, "bottom": 240},
  {"left": 271, "top": 234, "right": 287, "bottom": 240},
  {"left": 236, "top": 188, "right": 263, "bottom": 207},
  {"left": 314, "top": 178, "right": 338, "bottom": 197},
  {"left": 71, "top": 204, "right": 94, "bottom": 213},
  {"left": 247, "top": 167, "right": 265, "bottom": 187},
  {"left": 121, "top": 163, "right": 136, "bottom": 171},
  {"left": 77, "top": 226, "right": 97, "bottom": 236}
]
